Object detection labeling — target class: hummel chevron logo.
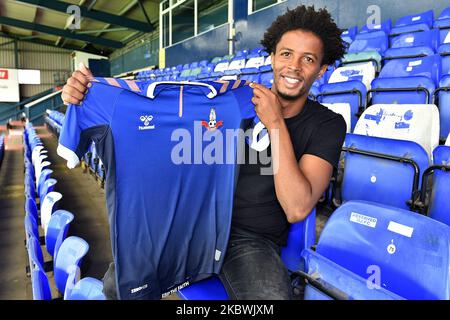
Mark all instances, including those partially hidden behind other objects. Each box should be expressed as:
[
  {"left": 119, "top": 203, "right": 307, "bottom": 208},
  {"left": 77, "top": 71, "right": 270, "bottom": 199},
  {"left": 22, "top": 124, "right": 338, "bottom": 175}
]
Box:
[{"left": 139, "top": 115, "right": 155, "bottom": 130}]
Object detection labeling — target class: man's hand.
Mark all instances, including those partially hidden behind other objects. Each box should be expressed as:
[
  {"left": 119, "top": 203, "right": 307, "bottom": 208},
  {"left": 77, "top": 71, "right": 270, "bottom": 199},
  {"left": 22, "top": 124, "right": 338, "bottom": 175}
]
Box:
[
  {"left": 62, "top": 63, "right": 93, "bottom": 105},
  {"left": 250, "top": 83, "right": 284, "bottom": 130}
]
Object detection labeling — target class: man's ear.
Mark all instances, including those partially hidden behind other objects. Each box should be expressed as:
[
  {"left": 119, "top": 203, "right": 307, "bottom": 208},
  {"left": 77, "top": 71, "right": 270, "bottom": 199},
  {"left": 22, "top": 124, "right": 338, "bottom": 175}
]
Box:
[{"left": 317, "top": 64, "right": 328, "bottom": 79}]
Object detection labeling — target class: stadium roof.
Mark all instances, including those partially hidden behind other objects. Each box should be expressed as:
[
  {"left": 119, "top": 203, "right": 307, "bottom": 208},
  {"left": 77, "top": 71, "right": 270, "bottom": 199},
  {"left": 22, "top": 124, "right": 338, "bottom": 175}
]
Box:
[{"left": 0, "top": 0, "right": 159, "bottom": 55}]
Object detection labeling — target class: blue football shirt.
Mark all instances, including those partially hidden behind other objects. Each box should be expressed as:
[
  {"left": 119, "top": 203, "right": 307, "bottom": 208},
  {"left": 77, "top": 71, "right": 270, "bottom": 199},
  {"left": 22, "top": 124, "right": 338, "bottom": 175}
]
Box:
[{"left": 58, "top": 78, "right": 267, "bottom": 299}]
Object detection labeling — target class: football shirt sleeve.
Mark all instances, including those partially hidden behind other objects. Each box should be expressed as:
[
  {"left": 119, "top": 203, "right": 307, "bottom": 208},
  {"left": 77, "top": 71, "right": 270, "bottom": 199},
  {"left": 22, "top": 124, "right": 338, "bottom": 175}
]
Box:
[{"left": 57, "top": 82, "right": 122, "bottom": 168}]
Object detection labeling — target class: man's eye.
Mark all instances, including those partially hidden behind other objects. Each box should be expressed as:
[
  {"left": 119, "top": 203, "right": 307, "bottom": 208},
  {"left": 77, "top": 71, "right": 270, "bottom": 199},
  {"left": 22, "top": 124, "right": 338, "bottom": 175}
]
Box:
[
  {"left": 281, "top": 52, "right": 291, "bottom": 57},
  {"left": 304, "top": 56, "right": 314, "bottom": 63}
]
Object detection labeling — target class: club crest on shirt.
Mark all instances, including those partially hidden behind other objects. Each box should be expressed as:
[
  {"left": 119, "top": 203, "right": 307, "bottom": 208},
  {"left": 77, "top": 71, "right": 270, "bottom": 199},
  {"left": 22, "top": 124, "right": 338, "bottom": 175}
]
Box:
[{"left": 201, "top": 108, "right": 223, "bottom": 131}]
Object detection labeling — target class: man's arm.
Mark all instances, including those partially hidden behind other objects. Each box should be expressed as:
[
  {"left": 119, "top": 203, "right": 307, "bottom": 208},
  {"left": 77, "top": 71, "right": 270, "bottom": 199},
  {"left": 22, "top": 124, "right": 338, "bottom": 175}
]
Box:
[
  {"left": 251, "top": 83, "right": 333, "bottom": 223},
  {"left": 270, "top": 121, "right": 333, "bottom": 223}
]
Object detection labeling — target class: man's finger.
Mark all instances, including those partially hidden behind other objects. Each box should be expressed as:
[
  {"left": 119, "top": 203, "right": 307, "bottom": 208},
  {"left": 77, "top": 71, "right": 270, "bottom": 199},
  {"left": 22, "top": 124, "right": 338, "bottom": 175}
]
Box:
[
  {"left": 63, "top": 85, "right": 85, "bottom": 101},
  {"left": 72, "top": 70, "right": 91, "bottom": 87},
  {"left": 62, "top": 92, "right": 81, "bottom": 106},
  {"left": 67, "top": 77, "right": 88, "bottom": 94},
  {"left": 250, "top": 82, "right": 270, "bottom": 92},
  {"left": 79, "top": 62, "right": 94, "bottom": 78}
]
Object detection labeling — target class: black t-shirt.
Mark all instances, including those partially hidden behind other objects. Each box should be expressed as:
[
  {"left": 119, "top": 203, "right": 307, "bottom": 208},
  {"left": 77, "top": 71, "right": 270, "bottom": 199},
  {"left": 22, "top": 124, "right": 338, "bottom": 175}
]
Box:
[{"left": 232, "top": 99, "right": 347, "bottom": 246}]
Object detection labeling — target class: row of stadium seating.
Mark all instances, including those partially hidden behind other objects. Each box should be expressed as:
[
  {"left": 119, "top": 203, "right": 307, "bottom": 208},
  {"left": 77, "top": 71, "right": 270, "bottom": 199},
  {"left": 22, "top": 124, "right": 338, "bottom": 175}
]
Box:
[{"left": 23, "top": 123, "right": 105, "bottom": 300}]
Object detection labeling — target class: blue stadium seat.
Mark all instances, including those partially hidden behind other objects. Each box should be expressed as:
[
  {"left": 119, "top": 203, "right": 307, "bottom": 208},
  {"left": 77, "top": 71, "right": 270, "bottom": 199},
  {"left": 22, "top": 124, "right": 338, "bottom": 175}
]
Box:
[
  {"left": 178, "top": 209, "right": 316, "bottom": 300},
  {"left": 390, "top": 10, "right": 434, "bottom": 36},
  {"left": 389, "top": 29, "right": 439, "bottom": 51},
  {"left": 341, "top": 26, "right": 358, "bottom": 45},
  {"left": 39, "top": 178, "right": 57, "bottom": 204},
  {"left": 301, "top": 200, "right": 450, "bottom": 300},
  {"left": 347, "top": 31, "right": 389, "bottom": 55},
  {"left": 64, "top": 267, "right": 106, "bottom": 300},
  {"left": 45, "top": 210, "right": 74, "bottom": 258},
  {"left": 436, "top": 74, "right": 450, "bottom": 141},
  {"left": 31, "top": 269, "right": 52, "bottom": 300},
  {"left": 421, "top": 145, "right": 450, "bottom": 226},
  {"left": 24, "top": 213, "right": 39, "bottom": 241},
  {"left": 25, "top": 196, "right": 39, "bottom": 222},
  {"left": 433, "top": 6, "right": 450, "bottom": 29},
  {"left": 54, "top": 236, "right": 89, "bottom": 294},
  {"left": 37, "top": 168, "right": 52, "bottom": 196},
  {"left": 370, "top": 54, "right": 441, "bottom": 104},
  {"left": 359, "top": 19, "right": 392, "bottom": 35},
  {"left": 318, "top": 80, "right": 367, "bottom": 131},
  {"left": 339, "top": 134, "right": 429, "bottom": 210},
  {"left": 438, "top": 44, "right": 450, "bottom": 75}
]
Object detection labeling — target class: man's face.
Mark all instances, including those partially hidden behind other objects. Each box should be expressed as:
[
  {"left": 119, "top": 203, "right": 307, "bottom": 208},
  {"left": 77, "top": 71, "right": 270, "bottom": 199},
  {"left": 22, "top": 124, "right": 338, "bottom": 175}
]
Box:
[{"left": 271, "top": 29, "right": 327, "bottom": 101}]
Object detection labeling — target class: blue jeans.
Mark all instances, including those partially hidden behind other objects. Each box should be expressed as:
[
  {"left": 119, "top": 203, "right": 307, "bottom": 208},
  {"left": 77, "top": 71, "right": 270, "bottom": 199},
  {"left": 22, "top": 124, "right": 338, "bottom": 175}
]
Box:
[{"left": 218, "top": 227, "right": 293, "bottom": 300}]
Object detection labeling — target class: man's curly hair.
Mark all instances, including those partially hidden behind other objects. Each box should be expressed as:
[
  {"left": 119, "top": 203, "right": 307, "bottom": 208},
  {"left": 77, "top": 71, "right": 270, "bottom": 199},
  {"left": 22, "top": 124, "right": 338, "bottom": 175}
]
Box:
[{"left": 261, "top": 5, "right": 347, "bottom": 66}]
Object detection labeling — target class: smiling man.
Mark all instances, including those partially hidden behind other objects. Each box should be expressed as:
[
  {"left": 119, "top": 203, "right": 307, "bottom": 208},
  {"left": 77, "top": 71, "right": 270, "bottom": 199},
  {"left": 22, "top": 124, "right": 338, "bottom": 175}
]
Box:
[{"left": 60, "top": 5, "right": 347, "bottom": 300}]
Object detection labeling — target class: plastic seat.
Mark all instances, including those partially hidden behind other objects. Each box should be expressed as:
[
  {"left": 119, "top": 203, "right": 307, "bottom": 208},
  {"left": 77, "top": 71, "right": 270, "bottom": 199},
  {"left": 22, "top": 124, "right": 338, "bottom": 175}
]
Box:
[
  {"left": 341, "top": 26, "right": 358, "bottom": 45},
  {"left": 54, "top": 236, "right": 89, "bottom": 294},
  {"left": 359, "top": 19, "right": 392, "bottom": 35},
  {"left": 64, "top": 267, "right": 106, "bottom": 300},
  {"left": 46, "top": 209, "right": 74, "bottom": 258},
  {"left": 421, "top": 145, "right": 450, "bottom": 226},
  {"left": 31, "top": 268, "right": 52, "bottom": 300},
  {"left": 347, "top": 31, "right": 389, "bottom": 55},
  {"left": 322, "top": 103, "right": 351, "bottom": 133},
  {"left": 339, "top": 134, "right": 429, "bottom": 210},
  {"left": 390, "top": 10, "right": 434, "bottom": 36},
  {"left": 389, "top": 29, "right": 439, "bottom": 52},
  {"left": 318, "top": 80, "right": 367, "bottom": 131},
  {"left": 37, "top": 169, "right": 53, "bottom": 196},
  {"left": 353, "top": 104, "right": 440, "bottom": 159},
  {"left": 39, "top": 178, "right": 57, "bottom": 204},
  {"left": 178, "top": 209, "right": 316, "bottom": 300},
  {"left": 328, "top": 62, "right": 376, "bottom": 91},
  {"left": 433, "top": 6, "right": 450, "bottom": 29},
  {"left": 25, "top": 196, "right": 39, "bottom": 222},
  {"left": 437, "top": 74, "right": 450, "bottom": 141},
  {"left": 303, "top": 200, "right": 450, "bottom": 300},
  {"left": 370, "top": 54, "right": 441, "bottom": 104}
]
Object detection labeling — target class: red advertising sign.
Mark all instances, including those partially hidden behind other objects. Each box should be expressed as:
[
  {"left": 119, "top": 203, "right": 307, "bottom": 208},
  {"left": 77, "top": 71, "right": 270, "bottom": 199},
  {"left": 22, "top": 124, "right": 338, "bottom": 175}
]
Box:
[{"left": 0, "top": 69, "right": 9, "bottom": 80}]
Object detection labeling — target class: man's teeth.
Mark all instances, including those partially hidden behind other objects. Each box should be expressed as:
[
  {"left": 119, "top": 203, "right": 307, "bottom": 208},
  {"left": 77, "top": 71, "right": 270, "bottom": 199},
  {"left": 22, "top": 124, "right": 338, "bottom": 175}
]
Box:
[{"left": 284, "top": 76, "right": 300, "bottom": 84}]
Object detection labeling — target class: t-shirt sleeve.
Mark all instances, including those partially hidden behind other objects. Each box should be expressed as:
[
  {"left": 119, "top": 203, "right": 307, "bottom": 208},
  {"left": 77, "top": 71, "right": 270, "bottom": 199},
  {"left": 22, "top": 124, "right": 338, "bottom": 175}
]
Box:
[
  {"left": 304, "top": 114, "right": 347, "bottom": 168},
  {"left": 57, "top": 82, "right": 122, "bottom": 169}
]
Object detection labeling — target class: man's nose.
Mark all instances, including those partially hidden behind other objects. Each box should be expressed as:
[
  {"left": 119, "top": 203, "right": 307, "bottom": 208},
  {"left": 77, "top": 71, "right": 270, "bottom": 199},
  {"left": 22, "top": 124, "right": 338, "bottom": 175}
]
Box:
[{"left": 288, "top": 58, "right": 302, "bottom": 71}]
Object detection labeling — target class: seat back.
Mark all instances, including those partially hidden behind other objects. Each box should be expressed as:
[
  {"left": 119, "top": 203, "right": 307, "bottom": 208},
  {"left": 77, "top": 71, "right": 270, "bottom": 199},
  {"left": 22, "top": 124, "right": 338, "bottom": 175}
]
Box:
[
  {"left": 395, "top": 10, "right": 434, "bottom": 29},
  {"left": 39, "top": 178, "right": 57, "bottom": 203},
  {"left": 64, "top": 267, "right": 106, "bottom": 300},
  {"left": 378, "top": 54, "right": 441, "bottom": 86},
  {"left": 353, "top": 104, "right": 440, "bottom": 159},
  {"left": 348, "top": 31, "right": 388, "bottom": 54},
  {"left": 54, "top": 236, "right": 89, "bottom": 293},
  {"left": 341, "top": 134, "right": 429, "bottom": 210},
  {"left": 390, "top": 29, "right": 439, "bottom": 51},
  {"left": 316, "top": 200, "right": 450, "bottom": 299},
  {"left": 31, "top": 269, "right": 52, "bottom": 300},
  {"left": 328, "top": 62, "right": 375, "bottom": 91},
  {"left": 318, "top": 80, "right": 367, "bottom": 131},
  {"left": 428, "top": 145, "right": 450, "bottom": 225},
  {"left": 46, "top": 209, "right": 74, "bottom": 257},
  {"left": 438, "top": 74, "right": 450, "bottom": 140},
  {"left": 359, "top": 19, "right": 392, "bottom": 35},
  {"left": 322, "top": 103, "right": 351, "bottom": 133}
]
